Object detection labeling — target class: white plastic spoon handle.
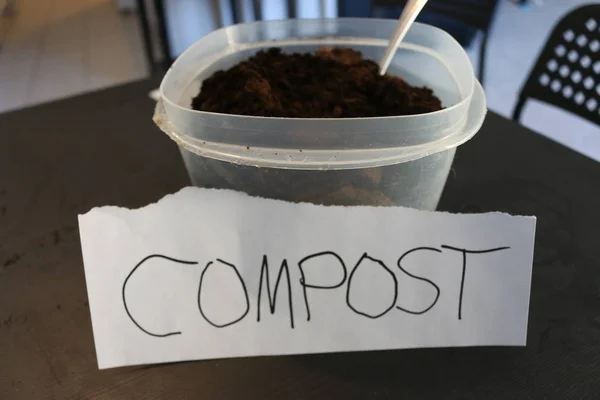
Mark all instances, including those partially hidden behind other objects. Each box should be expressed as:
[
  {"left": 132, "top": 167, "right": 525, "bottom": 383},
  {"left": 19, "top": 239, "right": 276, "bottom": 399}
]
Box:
[{"left": 378, "top": 0, "right": 429, "bottom": 75}]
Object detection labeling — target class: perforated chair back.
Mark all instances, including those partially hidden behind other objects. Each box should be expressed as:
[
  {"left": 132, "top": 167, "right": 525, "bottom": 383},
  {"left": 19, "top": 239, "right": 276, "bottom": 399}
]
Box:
[{"left": 513, "top": 4, "right": 600, "bottom": 126}]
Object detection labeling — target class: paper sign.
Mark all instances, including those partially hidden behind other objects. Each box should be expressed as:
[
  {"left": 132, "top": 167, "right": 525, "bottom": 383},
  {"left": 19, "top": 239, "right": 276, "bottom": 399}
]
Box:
[{"left": 78, "top": 187, "right": 536, "bottom": 369}]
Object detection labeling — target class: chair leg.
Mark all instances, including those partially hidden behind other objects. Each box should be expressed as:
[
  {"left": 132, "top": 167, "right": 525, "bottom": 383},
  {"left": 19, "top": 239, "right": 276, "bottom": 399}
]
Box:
[
  {"left": 479, "top": 32, "right": 488, "bottom": 87},
  {"left": 153, "top": 0, "right": 172, "bottom": 69},
  {"left": 287, "top": 0, "right": 297, "bottom": 18},
  {"left": 136, "top": 0, "right": 155, "bottom": 73},
  {"left": 253, "top": 0, "right": 262, "bottom": 20},
  {"left": 337, "top": 0, "right": 345, "bottom": 17},
  {"left": 231, "top": 0, "right": 240, "bottom": 24},
  {"left": 512, "top": 96, "right": 526, "bottom": 122}
]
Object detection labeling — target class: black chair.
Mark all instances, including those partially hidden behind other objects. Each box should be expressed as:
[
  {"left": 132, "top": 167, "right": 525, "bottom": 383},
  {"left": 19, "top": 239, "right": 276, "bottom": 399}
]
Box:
[
  {"left": 371, "top": 0, "right": 498, "bottom": 86},
  {"left": 135, "top": 0, "right": 172, "bottom": 72},
  {"left": 512, "top": 4, "right": 600, "bottom": 126}
]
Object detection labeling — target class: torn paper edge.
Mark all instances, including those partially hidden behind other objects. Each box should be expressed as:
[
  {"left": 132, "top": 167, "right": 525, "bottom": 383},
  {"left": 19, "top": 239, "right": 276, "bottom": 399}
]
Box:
[{"left": 78, "top": 187, "right": 537, "bottom": 221}]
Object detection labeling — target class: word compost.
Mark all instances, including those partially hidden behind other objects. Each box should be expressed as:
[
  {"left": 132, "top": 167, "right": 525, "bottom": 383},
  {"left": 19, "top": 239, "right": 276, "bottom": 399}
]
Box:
[{"left": 123, "top": 245, "right": 509, "bottom": 337}]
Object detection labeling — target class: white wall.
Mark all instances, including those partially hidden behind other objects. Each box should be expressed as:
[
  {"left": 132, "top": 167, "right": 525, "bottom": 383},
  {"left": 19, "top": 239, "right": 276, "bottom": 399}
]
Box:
[{"left": 164, "top": 0, "right": 222, "bottom": 57}]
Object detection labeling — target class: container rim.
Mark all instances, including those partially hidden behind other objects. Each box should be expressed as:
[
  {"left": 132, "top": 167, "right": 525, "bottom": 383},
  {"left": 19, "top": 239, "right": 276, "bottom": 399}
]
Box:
[
  {"left": 154, "top": 80, "right": 487, "bottom": 170},
  {"left": 159, "top": 18, "right": 474, "bottom": 123}
]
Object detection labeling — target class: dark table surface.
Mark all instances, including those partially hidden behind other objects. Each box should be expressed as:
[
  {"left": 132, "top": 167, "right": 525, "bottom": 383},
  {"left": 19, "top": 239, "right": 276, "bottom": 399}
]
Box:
[{"left": 1, "top": 78, "right": 600, "bottom": 399}]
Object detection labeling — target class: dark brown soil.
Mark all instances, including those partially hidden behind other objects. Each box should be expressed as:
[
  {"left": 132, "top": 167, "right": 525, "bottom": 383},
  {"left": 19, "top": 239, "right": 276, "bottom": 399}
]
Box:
[{"left": 191, "top": 47, "right": 442, "bottom": 118}]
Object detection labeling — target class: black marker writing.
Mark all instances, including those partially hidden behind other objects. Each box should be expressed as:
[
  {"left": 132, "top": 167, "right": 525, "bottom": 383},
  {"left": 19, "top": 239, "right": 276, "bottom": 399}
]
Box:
[
  {"left": 346, "top": 253, "right": 398, "bottom": 319},
  {"left": 123, "top": 243, "right": 516, "bottom": 337},
  {"left": 441, "top": 245, "right": 511, "bottom": 320},
  {"left": 197, "top": 258, "right": 250, "bottom": 328},
  {"left": 298, "top": 251, "right": 347, "bottom": 321},
  {"left": 122, "top": 254, "right": 198, "bottom": 338},
  {"left": 257, "top": 255, "right": 295, "bottom": 329},
  {"left": 396, "top": 247, "right": 441, "bottom": 315}
]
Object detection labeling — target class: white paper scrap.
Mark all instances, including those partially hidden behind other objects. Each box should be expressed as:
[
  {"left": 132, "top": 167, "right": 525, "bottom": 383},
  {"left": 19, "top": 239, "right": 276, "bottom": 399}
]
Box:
[{"left": 78, "top": 187, "right": 536, "bottom": 369}]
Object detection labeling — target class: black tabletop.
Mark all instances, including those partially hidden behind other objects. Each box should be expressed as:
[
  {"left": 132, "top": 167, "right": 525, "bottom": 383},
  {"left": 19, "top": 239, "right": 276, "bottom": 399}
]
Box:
[{"left": 1, "top": 78, "right": 599, "bottom": 399}]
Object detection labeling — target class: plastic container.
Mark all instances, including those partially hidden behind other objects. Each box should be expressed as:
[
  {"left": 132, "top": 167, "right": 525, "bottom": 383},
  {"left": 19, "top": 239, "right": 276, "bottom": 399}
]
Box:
[{"left": 154, "top": 18, "right": 486, "bottom": 209}]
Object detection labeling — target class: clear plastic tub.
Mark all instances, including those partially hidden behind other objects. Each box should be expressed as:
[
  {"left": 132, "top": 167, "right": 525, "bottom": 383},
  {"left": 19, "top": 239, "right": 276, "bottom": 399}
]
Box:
[{"left": 154, "top": 18, "right": 486, "bottom": 209}]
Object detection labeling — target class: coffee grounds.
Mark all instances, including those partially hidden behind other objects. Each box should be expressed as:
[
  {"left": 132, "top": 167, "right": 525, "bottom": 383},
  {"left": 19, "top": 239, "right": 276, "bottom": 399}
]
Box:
[{"left": 191, "top": 47, "right": 442, "bottom": 118}]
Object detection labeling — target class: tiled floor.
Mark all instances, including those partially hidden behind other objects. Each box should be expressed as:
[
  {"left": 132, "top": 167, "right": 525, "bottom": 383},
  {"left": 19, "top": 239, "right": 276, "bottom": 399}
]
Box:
[{"left": 0, "top": 0, "right": 148, "bottom": 113}]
